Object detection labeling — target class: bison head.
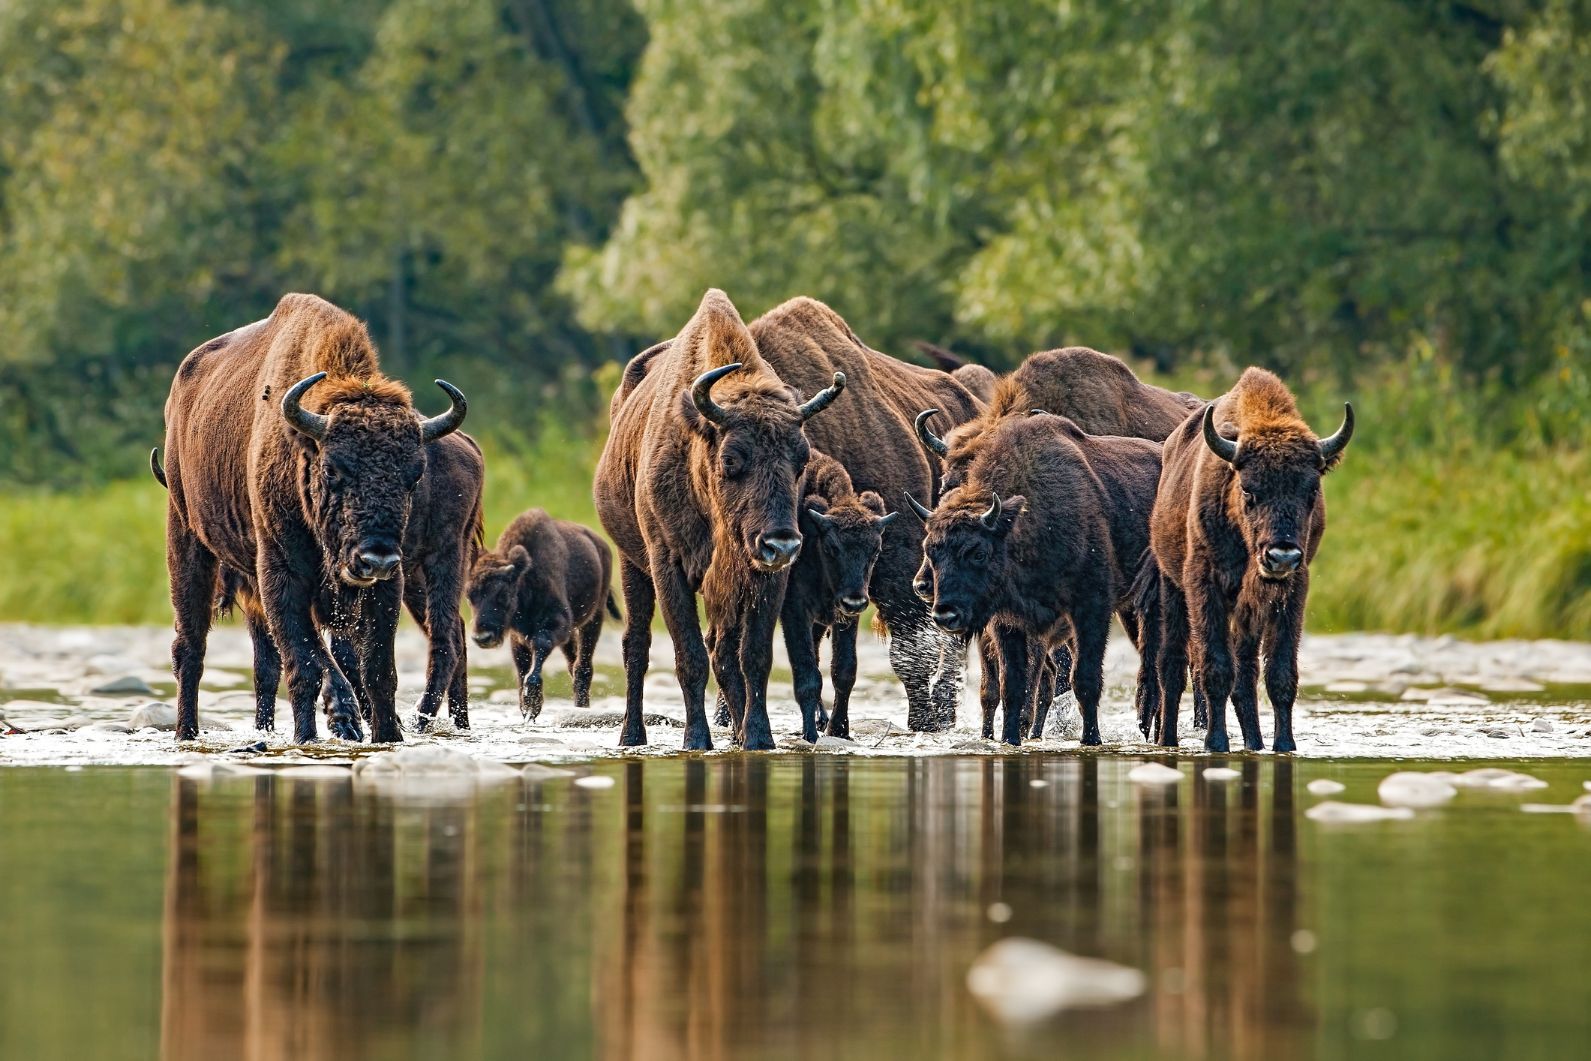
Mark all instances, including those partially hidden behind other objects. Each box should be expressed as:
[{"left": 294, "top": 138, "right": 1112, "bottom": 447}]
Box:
[
  {"left": 465, "top": 545, "right": 529, "bottom": 649},
  {"left": 281, "top": 372, "right": 466, "bottom": 588},
  {"left": 909, "top": 491, "right": 1025, "bottom": 635},
  {"left": 1201, "top": 401, "right": 1353, "bottom": 580},
  {"left": 681, "top": 362, "right": 844, "bottom": 573},
  {"left": 801, "top": 491, "right": 895, "bottom": 618}
]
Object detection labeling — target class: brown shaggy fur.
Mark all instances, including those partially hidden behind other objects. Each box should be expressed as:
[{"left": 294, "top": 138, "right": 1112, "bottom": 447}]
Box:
[
  {"left": 162, "top": 293, "right": 464, "bottom": 744},
  {"left": 466, "top": 509, "right": 618, "bottom": 720},
  {"left": 749, "top": 296, "right": 984, "bottom": 730},
  {"left": 595, "top": 289, "right": 837, "bottom": 751},
  {"left": 1148, "top": 367, "right": 1353, "bottom": 753}
]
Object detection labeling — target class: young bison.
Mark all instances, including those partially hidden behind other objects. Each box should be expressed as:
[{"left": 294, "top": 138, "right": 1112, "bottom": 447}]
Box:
[
  {"left": 1149, "top": 369, "right": 1352, "bottom": 752},
  {"left": 466, "top": 510, "right": 620, "bottom": 720},
  {"left": 785, "top": 452, "right": 896, "bottom": 742},
  {"left": 913, "top": 413, "right": 1162, "bottom": 746}
]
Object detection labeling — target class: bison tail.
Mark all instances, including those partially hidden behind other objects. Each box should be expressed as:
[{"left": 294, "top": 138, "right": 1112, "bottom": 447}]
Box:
[
  {"left": 150, "top": 447, "right": 168, "bottom": 489},
  {"left": 606, "top": 590, "right": 622, "bottom": 622},
  {"left": 870, "top": 610, "right": 890, "bottom": 640},
  {"left": 1128, "top": 549, "right": 1162, "bottom": 627}
]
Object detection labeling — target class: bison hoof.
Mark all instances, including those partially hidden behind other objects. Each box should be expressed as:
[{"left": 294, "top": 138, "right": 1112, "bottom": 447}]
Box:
[
  {"left": 328, "top": 716, "right": 363, "bottom": 742},
  {"left": 450, "top": 713, "right": 470, "bottom": 731},
  {"left": 1205, "top": 730, "right": 1230, "bottom": 753},
  {"left": 1080, "top": 729, "right": 1103, "bottom": 747},
  {"left": 1273, "top": 735, "right": 1296, "bottom": 754},
  {"left": 681, "top": 726, "right": 711, "bottom": 751},
  {"left": 413, "top": 713, "right": 434, "bottom": 734},
  {"left": 619, "top": 725, "right": 648, "bottom": 748},
  {"left": 370, "top": 721, "right": 402, "bottom": 744},
  {"left": 176, "top": 726, "right": 199, "bottom": 742},
  {"left": 826, "top": 722, "right": 850, "bottom": 741}
]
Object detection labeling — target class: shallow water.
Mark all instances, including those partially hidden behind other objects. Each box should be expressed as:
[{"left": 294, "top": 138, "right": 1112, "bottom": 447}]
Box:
[
  {"left": 2, "top": 756, "right": 1589, "bottom": 1059},
  {"left": 2, "top": 625, "right": 1591, "bottom": 764}
]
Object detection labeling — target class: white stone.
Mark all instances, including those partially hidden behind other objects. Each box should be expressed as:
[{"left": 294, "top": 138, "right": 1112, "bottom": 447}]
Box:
[
  {"left": 1307, "top": 778, "right": 1346, "bottom": 796},
  {"left": 1306, "top": 801, "right": 1416, "bottom": 823},
  {"left": 129, "top": 702, "right": 178, "bottom": 730},
  {"left": 1378, "top": 771, "right": 1457, "bottom": 808},
  {"left": 1202, "top": 767, "right": 1241, "bottom": 781},
  {"left": 1127, "top": 762, "right": 1183, "bottom": 785},
  {"left": 966, "top": 938, "right": 1145, "bottom": 1023}
]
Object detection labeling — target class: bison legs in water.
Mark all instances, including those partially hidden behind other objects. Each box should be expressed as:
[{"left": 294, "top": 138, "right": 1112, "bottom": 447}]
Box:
[
  {"left": 243, "top": 608, "right": 281, "bottom": 733},
  {"left": 167, "top": 524, "right": 219, "bottom": 742},
  {"left": 617, "top": 558, "right": 656, "bottom": 747},
  {"left": 406, "top": 570, "right": 470, "bottom": 730}
]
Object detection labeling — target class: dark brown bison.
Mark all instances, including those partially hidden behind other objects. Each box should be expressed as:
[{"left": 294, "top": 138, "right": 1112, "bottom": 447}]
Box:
[
  {"left": 465, "top": 509, "right": 619, "bottom": 720},
  {"left": 911, "top": 413, "right": 1162, "bottom": 745},
  {"left": 159, "top": 294, "right": 466, "bottom": 743},
  {"left": 1148, "top": 368, "right": 1353, "bottom": 752},
  {"left": 594, "top": 290, "right": 844, "bottom": 750},
  {"left": 155, "top": 432, "right": 485, "bottom": 733},
  {"left": 783, "top": 451, "right": 895, "bottom": 742},
  {"left": 747, "top": 297, "right": 983, "bottom": 731}
]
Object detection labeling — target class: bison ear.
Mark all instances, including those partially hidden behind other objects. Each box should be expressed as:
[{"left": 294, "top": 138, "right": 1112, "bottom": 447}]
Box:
[
  {"left": 858, "top": 490, "right": 887, "bottom": 517},
  {"left": 507, "top": 545, "right": 531, "bottom": 572},
  {"left": 992, "top": 494, "right": 1026, "bottom": 537},
  {"left": 803, "top": 494, "right": 830, "bottom": 516},
  {"left": 677, "top": 388, "right": 716, "bottom": 439}
]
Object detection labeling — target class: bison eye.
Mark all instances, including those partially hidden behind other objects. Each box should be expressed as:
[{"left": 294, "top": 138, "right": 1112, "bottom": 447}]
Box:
[
  {"left": 722, "top": 452, "right": 745, "bottom": 479},
  {"left": 1243, "top": 489, "right": 1257, "bottom": 507}
]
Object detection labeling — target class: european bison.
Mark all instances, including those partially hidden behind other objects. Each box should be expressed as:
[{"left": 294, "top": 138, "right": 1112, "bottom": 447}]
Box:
[
  {"left": 1149, "top": 368, "right": 1353, "bottom": 752},
  {"left": 747, "top": 297, "right": 983, "bottom": 730},
  {"left": 784, "top": 451, "right": 896, "bottom": 742},
  {"left": 465, "top": 509, "right": 619, "bottom": 720},
  {"left": 594, "top": 290, "right": 844, "bottom": 750},
  {"left": 911, "top": 412, "right": 1162, "bottom": 746},
  {"left": 159, "top": 294, "right": 466, "bottom": 743},
  {"left": 155, "top": 433, "right": 485, "bottom": 733}
]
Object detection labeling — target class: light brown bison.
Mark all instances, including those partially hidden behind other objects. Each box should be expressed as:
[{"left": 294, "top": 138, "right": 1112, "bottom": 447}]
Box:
[
  {"left": 911, "top": 413, "right": 1162, "bottom": 745},
  {"left": 594, "top": 290, "right": 844, "bottom": 750},
  {"left": 156, "top": 432, "right": 485, "bottom": 733},
  {"left": 160, "top": 294, "right": 466, "bottom": 743},
  {"left": 1149, "top": 368, "right": 1353, "bottom": 752},
  {"left": 465, "top": 509, "right": 619, "bottom": 720},
  {"left": 747, "top": 297, "right": 983, "bottom": 730}
]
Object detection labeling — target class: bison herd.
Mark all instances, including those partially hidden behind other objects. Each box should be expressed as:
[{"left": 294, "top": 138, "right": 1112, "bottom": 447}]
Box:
[{"left": 154, "top": 290, "right": 1353, "bottom": 754}]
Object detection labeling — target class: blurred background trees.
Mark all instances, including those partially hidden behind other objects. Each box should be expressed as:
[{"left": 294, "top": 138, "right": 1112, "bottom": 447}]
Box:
[{"left": 1, "top": 0, "right": 1588, "bottom": 486}]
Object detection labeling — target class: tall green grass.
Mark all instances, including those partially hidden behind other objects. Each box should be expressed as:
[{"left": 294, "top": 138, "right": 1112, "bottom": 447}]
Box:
[{"left": 1, "top": 359, "right": 1586, "bottom": 639}]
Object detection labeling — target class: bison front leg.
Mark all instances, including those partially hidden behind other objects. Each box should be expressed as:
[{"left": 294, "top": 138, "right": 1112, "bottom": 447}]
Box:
[
  {"left": 511, "top": 637, "right": 534, "bottom": 716},
  {"left": 978, "top": 632, "right": 1001, "bottom": 740},
  {"left": 734, "top": 583, "right": 782, "bottom": 751},
  {"left": 412, "top": 575, "right": 466, "bottom": 730},
  {"left": 1155, "top": 575, "right": 1189, "bottom": 747},
  {"left": 243, "top": 607, "right": 281, "bottom": 733},
  {"left": 571, "top": 613, "right": 602, "bottom": 709},
  {"left": 521, "top": 634, "right": 554, "bottom": 721},
  {"left": 328, "top": 634, "right": 367, "bottom": 721},
  {"left": 995, "top": 625, "right": 1031, "bottom": 747},
  {"left": 705, "top": 626, "right": 734, "bottom": 729},
  {"left": 167, "top": 523, "right": 218, "bottom": 742},
  {"left": 1262, "top": 575, "right": 1308, "bottom": 754},
  {"left": 357, "top": 581, "right": 404, "bottom": 743},
  {"left": 263, "top": 576, "right": 352, "bottom": 744},
  {"left": 1187, "top": 574, "right": 1235, "bottom": 754},
  {"left": 828, "top": 621, "right": 859, "bottom": 741},
  {"left": 1070, "top": 601, "right": 1111, "bottom": 747},
  {"left": 652, "top": 557, "right": 712, "bottom": 751},
  {"left": 618, "top": 558, "right": 655, "bottom": 748},
  {"left": 446, "top": 617, "right": 471, "bottom": 728},
  {"left": 782, "top": 606, "right": 824, "bottom": 745},
  {"left": 1229, "top": 631, "right": 1264, "bottom": 752}
]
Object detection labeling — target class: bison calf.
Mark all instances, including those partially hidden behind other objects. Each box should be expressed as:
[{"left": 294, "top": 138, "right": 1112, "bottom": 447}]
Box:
[
  {"left": 1149, "top": 368, "right": 1353, "bottom": 752},
  {"left": 784, "top": 452, "right": 896, "bottom": 742},
  {"left": 466, "top": 510, "right": 619, "bottom": 720}
]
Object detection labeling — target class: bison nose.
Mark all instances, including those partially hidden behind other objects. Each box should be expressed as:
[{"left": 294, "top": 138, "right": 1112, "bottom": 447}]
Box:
[
  {"left": 931, "top": 605, "right": 965, "bottom": 632},
  {"left": 1263, "top": 545, "right": 1303, "bottom": 575},
  {"left": 472, "top": 631, "right": 498, "bottom": 649},
  {"left": 755, "top": 530, "right": 802, "bottom": 569},
  {"left": 839, "top": 595, "right": 868, "bottom": 615},
  {"left": 913, "top": 577, "right": 933, "bottom": 602},
  {"left": 354, "top": 546, "right": 402, "bottom": 580}
]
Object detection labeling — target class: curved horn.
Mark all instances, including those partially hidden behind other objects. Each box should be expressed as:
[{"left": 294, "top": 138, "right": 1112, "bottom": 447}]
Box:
[
  {"left": 798, "top": 371, "right": 846, "bottom": 421},
  {"left": 1317, "top": 401, "right": 1355, "bottom": 462},
  {"left": 980, "top": 494, "right": 1003, "bottom": 530},
  {"left": 904, "top": 492, "right": 934, "bottom": 522},
  {"left": 806, "top": 507, "right": 832, "bottom": 526},
  {"left": 877, "top": 511, "right": 899, "bottom": 528},
  {"left": 690, "top": 363, "right": 741, "bottom": 426},
  {"left": 281, "top": 372, "right": 329, "bottom": 441},
  {"left": 149, "top": 447, "right": 167, "bottom": 489},
  {"left": 1201, "top": 403, "right": 1238, "bottom": 464},
  {"left": 915, "top": 408, "right": 948, "bottom": 457},
  {"left": 419, "top": 379, "right": 468, "bottom": 442}
]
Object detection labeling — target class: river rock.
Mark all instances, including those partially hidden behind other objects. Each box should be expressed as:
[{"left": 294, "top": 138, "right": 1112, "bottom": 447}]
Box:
[
  {"left": 1127, "top": 762, "right": 1183, "bottom": 785},
  {"left": 1203, "top": 767, "right": 1241, "bottom": 781},
  {"left": 966, "top": 938, "right": 1146, "bottom": 1023},
  {"left": 1306, "top": 801, "right": 1416, "bottom": 823},
  {"left": 1378, "top": 771, "right": 1457, "bottom": 808},
  {"left": 93, "top": 675, "right": 157, "bottom": 696},
  {"left": 1307, "top": 778, "right": 1346, "bottom": 796},
  {"left": 1446, "top": 767, "right": 1547, "bottom": 790},
  {"left": 129, "top": 702, "right": 179, "bottom": 730}
]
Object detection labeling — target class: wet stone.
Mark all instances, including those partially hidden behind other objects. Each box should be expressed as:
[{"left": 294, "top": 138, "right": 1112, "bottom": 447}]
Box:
[
  {"left": 91, "top": 675, "right": 157, "bottom": 697},
  {"left": 129, "top": 702, "right": 179, "bottom": 731},
  {"left": 966, "top": 938, "right": 1146, "bottom": 1023}
]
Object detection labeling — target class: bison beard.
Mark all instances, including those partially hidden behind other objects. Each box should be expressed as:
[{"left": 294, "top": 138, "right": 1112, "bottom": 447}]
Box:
[
  {"left": 159, "top": 293, "right": 466, "bottom": 743},
  {"left": 594, "top": 289, "right": 843, "bottom": 751},
  {"left": 1149, "top": 367, "right": 1353, "bottom": 752}
]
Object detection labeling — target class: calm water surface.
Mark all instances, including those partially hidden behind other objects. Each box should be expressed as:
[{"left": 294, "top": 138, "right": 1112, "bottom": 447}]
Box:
[{"left": 2, "top": 757, "right": 1589, "bottom": 1059}]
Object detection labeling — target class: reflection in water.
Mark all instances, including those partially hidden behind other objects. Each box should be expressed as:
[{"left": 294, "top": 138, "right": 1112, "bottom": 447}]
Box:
[{"left": 157, "top": 759, "right": 1313, "bottom": 1059}]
